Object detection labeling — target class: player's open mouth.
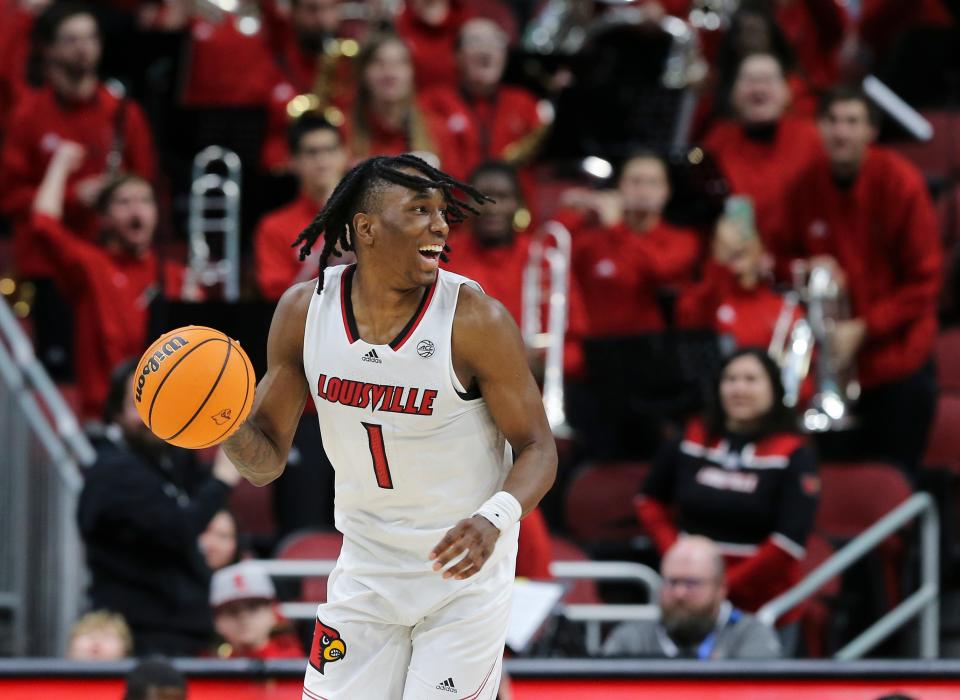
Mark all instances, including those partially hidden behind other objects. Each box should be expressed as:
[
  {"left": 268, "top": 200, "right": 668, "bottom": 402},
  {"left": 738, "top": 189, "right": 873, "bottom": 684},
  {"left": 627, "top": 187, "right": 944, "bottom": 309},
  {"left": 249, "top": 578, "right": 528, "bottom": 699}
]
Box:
[{"left": 418, "top": 244, "right": 443, "bottom": 261}]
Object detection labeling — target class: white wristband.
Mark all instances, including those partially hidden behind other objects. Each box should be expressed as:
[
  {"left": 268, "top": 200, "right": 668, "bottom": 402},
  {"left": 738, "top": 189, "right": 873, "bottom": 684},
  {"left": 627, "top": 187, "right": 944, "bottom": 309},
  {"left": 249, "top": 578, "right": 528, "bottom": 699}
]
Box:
[{"left": 473, "top": 491, "right": 522, "bottom": 532}]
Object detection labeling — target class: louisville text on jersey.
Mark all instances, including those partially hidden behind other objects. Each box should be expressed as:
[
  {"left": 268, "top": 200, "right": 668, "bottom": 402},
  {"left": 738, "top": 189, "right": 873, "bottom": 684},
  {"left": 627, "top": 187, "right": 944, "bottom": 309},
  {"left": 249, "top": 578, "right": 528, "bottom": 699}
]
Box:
[{"left": 316, "top": 373, "right": 438, "bottom": 416}]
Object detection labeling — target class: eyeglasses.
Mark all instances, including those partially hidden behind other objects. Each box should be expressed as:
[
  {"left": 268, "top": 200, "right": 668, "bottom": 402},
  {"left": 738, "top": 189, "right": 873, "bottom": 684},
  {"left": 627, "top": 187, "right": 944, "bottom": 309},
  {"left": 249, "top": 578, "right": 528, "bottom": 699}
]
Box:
[{"left": 663, "top": 577, "right": 715, "bottom": 592}]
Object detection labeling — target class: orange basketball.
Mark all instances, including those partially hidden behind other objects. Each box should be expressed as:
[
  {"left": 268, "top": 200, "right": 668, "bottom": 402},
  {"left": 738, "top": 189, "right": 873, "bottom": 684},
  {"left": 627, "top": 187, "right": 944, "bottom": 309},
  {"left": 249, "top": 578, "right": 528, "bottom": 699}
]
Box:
[{"left": 132, "top": 325, "right": 255, "bottom": 449}]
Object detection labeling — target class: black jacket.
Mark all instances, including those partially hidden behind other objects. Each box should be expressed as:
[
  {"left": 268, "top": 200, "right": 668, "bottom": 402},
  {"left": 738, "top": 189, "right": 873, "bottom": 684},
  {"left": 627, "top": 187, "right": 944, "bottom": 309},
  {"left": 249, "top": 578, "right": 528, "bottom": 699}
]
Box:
[{"left": 77, "top": 436, "right": 231, "bottom": 653}]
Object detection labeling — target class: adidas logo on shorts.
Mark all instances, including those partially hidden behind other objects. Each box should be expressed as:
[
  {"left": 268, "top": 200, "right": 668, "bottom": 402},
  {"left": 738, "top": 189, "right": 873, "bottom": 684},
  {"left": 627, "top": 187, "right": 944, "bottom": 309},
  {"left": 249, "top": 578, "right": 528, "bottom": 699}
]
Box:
[
  {"left": 361, "top": 348, "right": 382, "bottom": 364},
  {"left": 436, "top": 677, "right": 457, "bottom": 693}
]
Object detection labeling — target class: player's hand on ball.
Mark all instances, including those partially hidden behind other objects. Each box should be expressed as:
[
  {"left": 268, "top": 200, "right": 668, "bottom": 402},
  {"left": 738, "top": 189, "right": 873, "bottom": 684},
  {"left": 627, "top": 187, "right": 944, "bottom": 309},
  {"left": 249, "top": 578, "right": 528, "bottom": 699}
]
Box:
[{"left": 429, "top": 515, "right": 500, "bottom": 580}]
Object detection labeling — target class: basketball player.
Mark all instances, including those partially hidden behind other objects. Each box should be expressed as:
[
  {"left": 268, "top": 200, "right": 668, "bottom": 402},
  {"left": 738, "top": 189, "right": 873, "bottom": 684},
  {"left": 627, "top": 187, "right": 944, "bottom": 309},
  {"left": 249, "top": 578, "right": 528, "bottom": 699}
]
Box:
[{"left": 222, "top": 154, "right": 558, "bottom": 699}]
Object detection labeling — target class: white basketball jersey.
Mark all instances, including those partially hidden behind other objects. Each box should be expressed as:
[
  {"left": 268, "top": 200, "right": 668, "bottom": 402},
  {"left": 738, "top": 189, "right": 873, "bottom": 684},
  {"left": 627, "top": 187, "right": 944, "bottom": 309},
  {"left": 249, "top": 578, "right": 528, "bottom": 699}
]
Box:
[{"left": 303, "top": 264, "right": 516, "bottom": 577}]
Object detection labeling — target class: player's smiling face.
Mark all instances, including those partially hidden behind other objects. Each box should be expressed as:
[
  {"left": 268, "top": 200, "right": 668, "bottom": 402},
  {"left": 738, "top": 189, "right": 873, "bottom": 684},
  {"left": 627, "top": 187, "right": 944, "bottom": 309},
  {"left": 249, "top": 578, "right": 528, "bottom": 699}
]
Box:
[{"left": 359, "top": 173, "right": 450, "bottom": 288}]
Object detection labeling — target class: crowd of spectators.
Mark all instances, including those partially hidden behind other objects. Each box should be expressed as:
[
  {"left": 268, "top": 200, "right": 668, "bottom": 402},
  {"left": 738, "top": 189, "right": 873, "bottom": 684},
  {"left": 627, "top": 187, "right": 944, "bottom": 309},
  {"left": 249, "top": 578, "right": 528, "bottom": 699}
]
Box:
[{"left": 1, "top": 0, "right": 958, "bottom": 663}]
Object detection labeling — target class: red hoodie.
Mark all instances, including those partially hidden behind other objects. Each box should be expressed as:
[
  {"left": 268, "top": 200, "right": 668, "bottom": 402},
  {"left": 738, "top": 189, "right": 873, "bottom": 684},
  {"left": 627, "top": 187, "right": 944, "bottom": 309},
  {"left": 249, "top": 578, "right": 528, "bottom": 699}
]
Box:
[{"left": 31, "top": 213, "right": 186, "bottom": 420}]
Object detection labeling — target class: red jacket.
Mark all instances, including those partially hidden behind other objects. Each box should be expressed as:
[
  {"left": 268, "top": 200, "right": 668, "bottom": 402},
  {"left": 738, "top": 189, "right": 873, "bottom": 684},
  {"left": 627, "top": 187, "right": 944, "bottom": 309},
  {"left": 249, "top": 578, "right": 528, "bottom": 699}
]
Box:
[
  {"left": 420, "top": 84, "right": 548, "bottom": 180},
  {"left": 31, "top": 213, "right": 186, "bottom": 420},
  {"left": 774, "top": 147, "right": 942, "bottom": 388},
  {"left": 570, "top": 219, "right": 701, "bottom": 336},
  {"left": 254, "top": 195, "right": 322, "bottom": 301},
  {"left": 704, "top": 117, "right": 823, "bottom": 246},
  {"left": 394, "top": 1, "right": 469, "bottom": 92},
  {"left": 860, "top": 0, "right": 955, "bottom": 56},
  {"left": 180, "top": 17, "right": 280, "bottom": 106},
  {"left": 0, "top": 85, "right": 157, "bottom": 276},
  {"left": 443, "top": 231, "right": 587, "bottom": 377}
]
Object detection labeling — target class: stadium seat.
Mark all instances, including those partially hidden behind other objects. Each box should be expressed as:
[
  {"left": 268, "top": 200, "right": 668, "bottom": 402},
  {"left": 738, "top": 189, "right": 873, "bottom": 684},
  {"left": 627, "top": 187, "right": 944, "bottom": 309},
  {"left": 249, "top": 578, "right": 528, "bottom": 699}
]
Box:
[
  {"left": 816, "top": 462, "right": 912, "bottom": 612},
  {"left": 228, "top": 478, "right": 276, "bottom": 538},
  {"left": 550, "top": 536, "right": 601, "bottom": 605},
  {"left": 889, "top": 111, "right": 960, "bottom": 184},
  {"left": 563, "top": 461, "right": 650, "bottom": 545},
  {"left": 797, "top": 534, "right": 839, "bottom": 658},
  {"left": 274, "top": 529, "right": 343, "bottom": 604},
  {"left": 925, "top": 394, "right": 960, "bottom": 472},
  {"left": 935, "top": 329, "right": 960, "bottom": 394}
]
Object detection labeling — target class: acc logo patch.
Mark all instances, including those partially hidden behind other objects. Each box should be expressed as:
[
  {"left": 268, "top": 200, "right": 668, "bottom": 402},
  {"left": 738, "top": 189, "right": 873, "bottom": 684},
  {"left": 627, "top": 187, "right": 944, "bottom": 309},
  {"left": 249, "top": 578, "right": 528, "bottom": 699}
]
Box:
[
  {"left": 310, "top": 619, "right": 346, "bottom": 674},
  {"left": 417, "top": 339, "right": 435, "bottom": 358},
  {"left": 211, "top": 409, "right": 232, "bottom": 425}
]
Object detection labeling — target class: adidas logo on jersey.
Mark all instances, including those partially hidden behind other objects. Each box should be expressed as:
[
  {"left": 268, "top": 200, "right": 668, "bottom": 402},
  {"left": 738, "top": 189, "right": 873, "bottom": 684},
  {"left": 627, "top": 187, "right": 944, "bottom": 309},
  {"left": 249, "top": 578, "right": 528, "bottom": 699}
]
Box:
[
  {"left": 361, "top": 348, "right": 382, "bottom": 364},
  {"left": 435, "top": 677, "right": 457, "bottom": 693}
]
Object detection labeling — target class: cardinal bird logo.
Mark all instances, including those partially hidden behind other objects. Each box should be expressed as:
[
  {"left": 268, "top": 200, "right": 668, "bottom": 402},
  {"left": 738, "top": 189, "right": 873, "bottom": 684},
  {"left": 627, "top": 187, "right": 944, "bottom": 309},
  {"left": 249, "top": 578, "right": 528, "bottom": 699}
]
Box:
[
  {"left": 211, "top": 409, "right": 232, "bottom": 425},
  {"left": 309, "top": 619, "right": 346, "bottom": 674}
]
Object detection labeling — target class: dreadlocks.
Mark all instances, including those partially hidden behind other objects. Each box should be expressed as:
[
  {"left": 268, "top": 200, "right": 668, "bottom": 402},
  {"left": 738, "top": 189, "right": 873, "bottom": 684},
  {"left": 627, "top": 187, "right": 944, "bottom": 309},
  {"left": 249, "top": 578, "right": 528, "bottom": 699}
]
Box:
[{"left": 291, "top": 154, "right": 493, "bottom": 291}]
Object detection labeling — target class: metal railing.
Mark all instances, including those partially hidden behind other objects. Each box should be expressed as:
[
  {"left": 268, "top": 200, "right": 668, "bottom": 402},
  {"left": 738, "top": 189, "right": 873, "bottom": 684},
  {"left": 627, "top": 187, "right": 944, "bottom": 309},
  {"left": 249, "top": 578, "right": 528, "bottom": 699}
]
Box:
[
  {"left": 757, "top": 493, "right": 939, "bottom": 659},
  {"left": 252, "top": 558, "right": 661, "bottom": 657},
  {"left": 0, "top": 296, "right": 94, "bottom": 655}
]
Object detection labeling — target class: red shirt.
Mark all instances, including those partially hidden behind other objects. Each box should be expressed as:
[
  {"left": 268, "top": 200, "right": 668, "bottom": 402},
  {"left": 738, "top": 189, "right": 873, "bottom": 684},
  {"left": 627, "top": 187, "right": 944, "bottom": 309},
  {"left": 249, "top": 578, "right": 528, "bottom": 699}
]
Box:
[
  {"left": 180, "top": 17, "right": 280, "bottom": 106},
  {"left": 775, "top": 147, "right": 942, "bottom": 388},
  {"left": 0, "top": 85, "right": 157, "bottom": 276},
  {"left": 704, "top": 117, "right": 823, "bottom": 246},
  {"left": 571, "top": 220, "right": 701, "bottom": 336},
  {"left": 443, "top": 232, "right": 588, "bottom": 376},
  {"left": 394, "top": 2, "right": 469, "bottom": 92},
  {"left": 421, "top": 84, "right": 547, "bottom": 180},
  {"left": 254, "top": 195, "right": 322, "bottom": 301},
  {"left": 31, "top": 213, "right": 187, "bottom": 420}
]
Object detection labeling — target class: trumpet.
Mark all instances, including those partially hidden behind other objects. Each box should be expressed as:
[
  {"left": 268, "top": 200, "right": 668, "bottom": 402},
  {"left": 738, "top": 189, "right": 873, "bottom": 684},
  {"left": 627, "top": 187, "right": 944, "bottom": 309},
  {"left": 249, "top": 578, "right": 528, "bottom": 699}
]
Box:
[{"left": 522, "top": 221, "right": 573, "bottom": 438}]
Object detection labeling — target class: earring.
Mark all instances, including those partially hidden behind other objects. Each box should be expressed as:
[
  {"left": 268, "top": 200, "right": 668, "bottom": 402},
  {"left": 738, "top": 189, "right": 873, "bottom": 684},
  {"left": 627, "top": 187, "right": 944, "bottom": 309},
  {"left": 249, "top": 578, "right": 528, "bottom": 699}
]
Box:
[{"left": 344, "top": 223, "right": 352, "bottom": 247}]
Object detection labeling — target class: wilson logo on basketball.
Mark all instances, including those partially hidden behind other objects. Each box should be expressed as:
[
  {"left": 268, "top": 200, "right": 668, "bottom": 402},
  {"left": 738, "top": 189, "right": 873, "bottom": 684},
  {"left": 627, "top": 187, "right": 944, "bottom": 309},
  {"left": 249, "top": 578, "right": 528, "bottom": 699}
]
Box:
[
  {"left": 211, "top": 409, "right": 232, "bottom": 425},
  {"left": 134, "top": 336, "right": 190, "bottom": 403}
]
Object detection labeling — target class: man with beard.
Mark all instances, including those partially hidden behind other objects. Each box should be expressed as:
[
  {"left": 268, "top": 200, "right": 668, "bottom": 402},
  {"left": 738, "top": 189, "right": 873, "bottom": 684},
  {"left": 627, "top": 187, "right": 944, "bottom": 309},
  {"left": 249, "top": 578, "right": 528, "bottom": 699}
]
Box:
[
  {"left": 602, "top": 536, "right": 781, "bottom": 659},
  {"left": 78, "top": 359, "right": 241, "bottom": 656},
  {"left": 30, "top": 141, "right": 188, "bottom": 422}
]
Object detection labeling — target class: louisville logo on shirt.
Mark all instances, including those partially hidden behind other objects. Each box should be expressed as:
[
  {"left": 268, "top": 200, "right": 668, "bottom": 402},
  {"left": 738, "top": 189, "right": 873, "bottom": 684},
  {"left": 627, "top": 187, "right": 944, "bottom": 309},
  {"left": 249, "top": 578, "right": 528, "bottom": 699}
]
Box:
[{"left": 309, "top": 619, "right": 346, "bottom": 674}]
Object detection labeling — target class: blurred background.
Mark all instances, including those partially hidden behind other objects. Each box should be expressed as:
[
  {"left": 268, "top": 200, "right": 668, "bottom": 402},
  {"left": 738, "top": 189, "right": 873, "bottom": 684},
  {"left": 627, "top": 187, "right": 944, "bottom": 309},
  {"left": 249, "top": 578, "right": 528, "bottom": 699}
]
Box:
[{"left": 1, "top": 0, "right": 960, "bottom": 696}]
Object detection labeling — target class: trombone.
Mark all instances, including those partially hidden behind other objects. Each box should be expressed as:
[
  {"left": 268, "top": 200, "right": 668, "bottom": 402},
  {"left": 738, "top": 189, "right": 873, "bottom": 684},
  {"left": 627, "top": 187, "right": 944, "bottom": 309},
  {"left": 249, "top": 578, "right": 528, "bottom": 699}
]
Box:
[
  {"left": 183, "top": 146, "right": 242, "bottom": 302},
  {"left": 522, "top": 221, "right": 573, "bottom": 438}
]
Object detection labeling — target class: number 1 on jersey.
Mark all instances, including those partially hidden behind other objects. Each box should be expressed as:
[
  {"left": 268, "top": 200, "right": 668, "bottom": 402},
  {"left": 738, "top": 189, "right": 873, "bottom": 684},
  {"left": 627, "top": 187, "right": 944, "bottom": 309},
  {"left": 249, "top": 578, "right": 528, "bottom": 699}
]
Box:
[{"left": 361, "top": 422, "right": 394, "bottom": 489}]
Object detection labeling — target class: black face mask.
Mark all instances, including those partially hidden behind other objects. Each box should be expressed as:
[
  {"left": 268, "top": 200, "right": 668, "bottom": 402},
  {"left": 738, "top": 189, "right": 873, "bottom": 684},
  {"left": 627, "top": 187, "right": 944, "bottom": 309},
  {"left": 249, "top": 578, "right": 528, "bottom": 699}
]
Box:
[{"left": 296, "top": 30, "right": 334, "bottom": 54}]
